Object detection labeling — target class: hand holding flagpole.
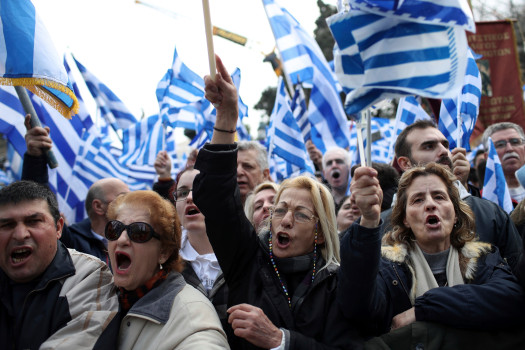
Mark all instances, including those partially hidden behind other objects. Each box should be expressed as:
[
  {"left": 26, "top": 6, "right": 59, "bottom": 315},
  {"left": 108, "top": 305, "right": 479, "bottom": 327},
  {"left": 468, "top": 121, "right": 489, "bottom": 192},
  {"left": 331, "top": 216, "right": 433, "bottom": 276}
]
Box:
[
  {"left": 14, "top": 86, "right": 59, "bottom": 169},
  {"left": 202, "top": 0, "right": 216, "bottom": 80}
]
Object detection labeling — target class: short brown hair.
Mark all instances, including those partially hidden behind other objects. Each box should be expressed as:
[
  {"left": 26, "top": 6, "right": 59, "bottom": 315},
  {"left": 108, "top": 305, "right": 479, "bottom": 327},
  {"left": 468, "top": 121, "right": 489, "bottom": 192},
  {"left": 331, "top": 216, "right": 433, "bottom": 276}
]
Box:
[{"left": 107, "top": 190, "right": 183, "bottom": 272}]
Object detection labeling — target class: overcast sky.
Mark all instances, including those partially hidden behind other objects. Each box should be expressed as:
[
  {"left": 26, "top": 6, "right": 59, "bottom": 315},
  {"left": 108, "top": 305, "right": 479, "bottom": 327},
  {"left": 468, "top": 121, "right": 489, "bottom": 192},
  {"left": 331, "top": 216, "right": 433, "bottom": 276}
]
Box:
[{"left": 33, "top": 0, "right": 340, "bottom": 138}]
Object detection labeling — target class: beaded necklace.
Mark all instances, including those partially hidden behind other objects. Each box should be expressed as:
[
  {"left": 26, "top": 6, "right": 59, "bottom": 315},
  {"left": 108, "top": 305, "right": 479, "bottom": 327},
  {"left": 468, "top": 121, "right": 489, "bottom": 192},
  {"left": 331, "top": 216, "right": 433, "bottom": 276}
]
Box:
[{"left": 268, "top": 222, "right": 318, "bottom": 309}]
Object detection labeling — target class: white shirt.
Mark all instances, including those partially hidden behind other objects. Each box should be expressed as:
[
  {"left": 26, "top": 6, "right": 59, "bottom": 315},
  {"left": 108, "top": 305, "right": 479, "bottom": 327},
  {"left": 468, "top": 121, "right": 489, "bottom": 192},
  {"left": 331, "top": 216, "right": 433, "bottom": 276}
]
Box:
[
  {"left": 179, "top": 229, "right": 221, "bottom": 292},
  {"left": 509, "top": 184, "right": 525, "bottom": 203}
]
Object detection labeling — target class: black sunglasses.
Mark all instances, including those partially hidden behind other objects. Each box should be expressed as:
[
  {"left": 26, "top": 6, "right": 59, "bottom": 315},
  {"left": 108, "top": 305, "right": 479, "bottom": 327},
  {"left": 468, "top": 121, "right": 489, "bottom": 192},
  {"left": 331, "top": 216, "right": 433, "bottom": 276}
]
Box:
[{"left": 105, "top": 220, "right": 161, "bottom": 243}]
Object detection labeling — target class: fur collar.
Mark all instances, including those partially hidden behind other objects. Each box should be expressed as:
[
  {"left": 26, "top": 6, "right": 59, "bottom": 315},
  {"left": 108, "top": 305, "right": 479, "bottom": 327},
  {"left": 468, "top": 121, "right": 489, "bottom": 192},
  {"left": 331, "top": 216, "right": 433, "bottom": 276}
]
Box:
[{"left": 381, "top": 241, "right": 492, "bottom": 281}]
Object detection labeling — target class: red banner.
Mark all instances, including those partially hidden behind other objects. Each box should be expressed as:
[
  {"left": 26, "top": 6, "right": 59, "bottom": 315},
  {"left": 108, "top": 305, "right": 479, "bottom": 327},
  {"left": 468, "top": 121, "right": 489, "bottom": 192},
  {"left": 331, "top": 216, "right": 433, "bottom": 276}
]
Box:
[{"left": 467, "top": 20, "right": 525, "bottom": 146}]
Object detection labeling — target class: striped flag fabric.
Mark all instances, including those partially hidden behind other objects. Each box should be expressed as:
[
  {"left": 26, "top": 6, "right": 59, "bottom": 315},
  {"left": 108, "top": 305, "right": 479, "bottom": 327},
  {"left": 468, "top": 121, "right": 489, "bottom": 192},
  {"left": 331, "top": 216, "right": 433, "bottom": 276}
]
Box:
[
  {"left": 156, "top": 47, "right": 250, "bottom": 145},
  {"left": 328, "top": 9, "right": 469, "bottom": 114},
  {"left": 482, "top": 138, "right": 513, "bottom": 213},
  {"left": 0, "top": 85, "right": 90, "bottom": 223},
  {"left": 266, "top": 78, "right": 315, "bottom": 179},
  {"left": 263, "top": 0, "right": 351, "bottom": 152},
  {"left": 348, "top": 0, "right": 475, "bottom": 32},
  {"left": 438, "top": 48, "right": 481, "bottom": 151},
  {"left": 120, "top": 114, "right": 167, "bottom": 166},
  {"left": 72, "top": 56, "right": 138, "bottom": 132},
  {"left": 290, "top": 84, "right": 310, "bottom": 142},
  {"left": 0, "top": 0, "right": 78, "bottom": 118}
]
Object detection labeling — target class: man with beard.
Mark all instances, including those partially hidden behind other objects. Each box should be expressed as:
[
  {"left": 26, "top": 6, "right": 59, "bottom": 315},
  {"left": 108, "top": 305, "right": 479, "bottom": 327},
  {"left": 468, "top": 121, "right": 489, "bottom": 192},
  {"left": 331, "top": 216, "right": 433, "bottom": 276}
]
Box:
[
  {"left": 378, "top": 120, "right": 522, "bottom": 270},
  {"left": 322, "top": 146, "right": 352, "bottom": 209},
  {"left": 482, "top": 122, "right": 525, "bottom": 204}
]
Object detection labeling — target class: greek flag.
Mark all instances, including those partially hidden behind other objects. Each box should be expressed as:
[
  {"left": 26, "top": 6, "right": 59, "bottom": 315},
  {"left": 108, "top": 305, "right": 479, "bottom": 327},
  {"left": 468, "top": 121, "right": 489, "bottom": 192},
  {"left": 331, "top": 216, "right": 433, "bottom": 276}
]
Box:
[
  {"left": 290, "top": 84, "right": 310, "bottom": 142},
  {"left": 438, "top": 48, "right": 481, "bottom": 151},
  {"left": 388, "top": 96, "right": 432, "bottom": 160},
  {"left": 266, "top": 78, "right": 315, "bottom": 179},
  {"left": 72, "top": 56, "right": 137, "bottom": 131},
  {"left": 0, "top": 85, "right": 90, "bottom": 223},
  {"left": 263, "top": 0, "right": 350, "bottom": 152},
  {"left": 156, "top": 47, "right": 250, "bottom": 144},
  {"left": 482, "top": 138, "right": 513, "bottom": 213},
  {"left": 328, "top": 9, "right": 468, "bottom": 114},
  {"left": 349, "top": 117, "right": 395, "bottom": 166},
  {"left": 348, "top": 0, "right": 475, "bottom": 32},
  {"left": 120, "top": 114, "right": 167, "bottom": 166},
  {"left": 72, "top": 131, "right": 156, "bottom": 193},
  {"left": 0, "top": 0, "right": 78, "bottom": 118}
]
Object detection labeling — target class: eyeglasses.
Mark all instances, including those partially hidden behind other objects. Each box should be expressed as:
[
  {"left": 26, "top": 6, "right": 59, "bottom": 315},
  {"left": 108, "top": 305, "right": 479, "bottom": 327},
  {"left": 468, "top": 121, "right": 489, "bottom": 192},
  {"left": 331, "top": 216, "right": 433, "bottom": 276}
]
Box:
[
  {"left": 105, "top": 220, "right": 160, "bottom": 243},
  {"left": 270, "top": 206, "right": 317, "bottom": 224},
  {"left": 174, "top": 187, "right": 192, "bottom": 202},
  {"left": 494, "top": 138, "right": 525, "bottom": 149}
]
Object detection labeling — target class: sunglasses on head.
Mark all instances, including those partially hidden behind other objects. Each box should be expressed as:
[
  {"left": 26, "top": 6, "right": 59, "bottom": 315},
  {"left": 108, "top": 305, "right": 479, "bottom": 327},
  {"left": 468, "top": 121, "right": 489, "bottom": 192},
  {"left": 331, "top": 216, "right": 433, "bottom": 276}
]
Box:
[{"left": 105, "top": 220, "right": 161, "bottom": 243}]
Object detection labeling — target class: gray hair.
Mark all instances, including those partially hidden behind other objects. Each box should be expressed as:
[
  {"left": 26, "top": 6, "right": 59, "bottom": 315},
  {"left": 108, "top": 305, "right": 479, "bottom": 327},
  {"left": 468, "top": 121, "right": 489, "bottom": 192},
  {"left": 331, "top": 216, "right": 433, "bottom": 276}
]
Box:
[
  {"left": 482, "top": 122, "right": 525, "bottom": 150},
  {"left": 237, "top": 141, "right": 269, "bottom": 171},
  {"left": 322, "top": 146, "right": 351, "bottom": 167}
]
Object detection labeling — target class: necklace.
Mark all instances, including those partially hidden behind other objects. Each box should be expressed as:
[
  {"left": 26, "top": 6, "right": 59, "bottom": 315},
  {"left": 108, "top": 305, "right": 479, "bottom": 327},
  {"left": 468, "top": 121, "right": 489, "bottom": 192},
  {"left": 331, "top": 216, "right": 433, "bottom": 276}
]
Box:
[{"left": 268, "top": 227, "right": 318, "bottom": 309}]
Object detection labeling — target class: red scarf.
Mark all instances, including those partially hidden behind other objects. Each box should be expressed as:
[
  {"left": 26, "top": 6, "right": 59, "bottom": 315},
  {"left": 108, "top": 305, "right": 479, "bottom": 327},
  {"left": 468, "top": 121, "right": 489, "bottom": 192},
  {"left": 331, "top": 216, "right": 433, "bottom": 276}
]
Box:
[{"left": 118, "top": 269, "right": 168, "bottom": 313}]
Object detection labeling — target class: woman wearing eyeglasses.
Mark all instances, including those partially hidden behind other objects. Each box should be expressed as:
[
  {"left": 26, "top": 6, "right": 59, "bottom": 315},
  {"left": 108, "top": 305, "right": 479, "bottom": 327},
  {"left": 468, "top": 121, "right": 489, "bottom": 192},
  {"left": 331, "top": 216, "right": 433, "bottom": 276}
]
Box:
[
  {"left": 192, "top": 56, "right": 361, "bottom": 349},
  {"left": 105, "top": 190, "right": 230, "bottom": 350}
]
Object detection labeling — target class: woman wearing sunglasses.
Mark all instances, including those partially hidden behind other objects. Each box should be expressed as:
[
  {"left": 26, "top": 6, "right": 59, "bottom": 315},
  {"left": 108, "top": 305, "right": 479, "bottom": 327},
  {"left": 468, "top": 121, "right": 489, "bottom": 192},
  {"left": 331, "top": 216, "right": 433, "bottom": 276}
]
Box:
[
  {"left": 105, "top": 190, "right": 229, "bottom": 349},
  {"left": 192, "top": 56, "right": 361, "bottom": 349}
]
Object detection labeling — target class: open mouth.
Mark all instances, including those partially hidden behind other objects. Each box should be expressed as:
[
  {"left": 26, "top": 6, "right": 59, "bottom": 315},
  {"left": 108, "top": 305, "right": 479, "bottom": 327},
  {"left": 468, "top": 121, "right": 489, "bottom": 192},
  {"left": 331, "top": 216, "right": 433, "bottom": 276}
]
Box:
[
  {"left": 276, "top": 233, "right": 291, "bottom": 248},
  {"left": 187, "top": 208, "right": 200, "bottom": 216},
  {"left": 426, "top": 215, "right": 440, "bottom": 227},
  {"left": 331, "top": 169, "right": 341, "bottom": 179},
  {"left": 11, "top": 248, "right": 31, "bottom": 264},
  {"left": 116, "top": 252, "right": 131, "bottom": 271}
]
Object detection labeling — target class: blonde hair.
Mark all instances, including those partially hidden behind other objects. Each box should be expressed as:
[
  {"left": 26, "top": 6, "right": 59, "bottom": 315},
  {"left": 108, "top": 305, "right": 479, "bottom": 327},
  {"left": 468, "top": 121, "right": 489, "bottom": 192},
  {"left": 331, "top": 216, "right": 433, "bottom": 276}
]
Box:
[
  {"left": 244, "top": 181, "right": 280, "bottom": 226},
  {"left": 383, "top": 163, "right": 475, "bottom": 249},
  {"left": 107, "top": 190, "right": 183, "bottom": 272},
  {"left": 273, "top": 176, "right": 340, "bottom": 268}
]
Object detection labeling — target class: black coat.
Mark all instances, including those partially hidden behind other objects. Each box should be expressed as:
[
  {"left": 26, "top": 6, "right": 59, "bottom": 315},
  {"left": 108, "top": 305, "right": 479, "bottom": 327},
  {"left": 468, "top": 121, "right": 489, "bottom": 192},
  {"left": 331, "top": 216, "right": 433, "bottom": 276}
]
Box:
[
  {"left": 194, "top": 143, "right": 362, "bottom": 350},
  {"left": 339, "top": 222, "right": 525, "bottom": 337}
]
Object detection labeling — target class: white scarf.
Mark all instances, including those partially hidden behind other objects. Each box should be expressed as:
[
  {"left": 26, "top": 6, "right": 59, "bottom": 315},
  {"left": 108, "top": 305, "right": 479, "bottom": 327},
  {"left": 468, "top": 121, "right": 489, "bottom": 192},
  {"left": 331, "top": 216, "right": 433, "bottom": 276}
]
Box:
[{"left": 409, "top": 244, "right": 464, "bottom": 304}]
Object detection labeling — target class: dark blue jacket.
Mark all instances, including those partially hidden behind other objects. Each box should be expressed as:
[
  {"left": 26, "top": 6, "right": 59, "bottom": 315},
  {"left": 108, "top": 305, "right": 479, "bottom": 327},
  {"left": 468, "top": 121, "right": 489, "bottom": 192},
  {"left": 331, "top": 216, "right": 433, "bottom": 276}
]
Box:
[{"left": 339, "top": 222, "right": 525, "bottom": 337}]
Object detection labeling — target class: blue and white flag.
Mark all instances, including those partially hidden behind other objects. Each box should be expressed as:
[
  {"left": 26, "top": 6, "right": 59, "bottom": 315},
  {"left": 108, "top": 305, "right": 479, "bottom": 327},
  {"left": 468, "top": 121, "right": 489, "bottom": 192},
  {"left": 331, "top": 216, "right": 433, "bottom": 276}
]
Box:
[
  {"left": 72, "top": 56, "right": 137, "bottom": 131},
  {"left": 72, "top": 131, "right": 156, "bottom": 193},
  {"left": 348, "top": 0, "right": 475, "bottom": 32},
  {"left": 290, "top": 84, "right": 310, "bottom": 142},
  {"left": 0, "top": 85, "right": 90, "bottom": 223},
  {"left": 120, "top": 114, "right": 167, "bottom": 166},
  {"left": 263, "top": 0, "right": 350, "bottom": 152},
  {"left": 482, "top": 138, "right": 513, "bottom": 213},
  {"left": 328, "top": 9, "right": 468, "bottom": 114},
  {"left": 267, "top": 78, "right": 315, "bottom": 179},
  {"left": 438, "top": 48, "right": 481, "bottom": 151},
  {"left": 0, "top": 0, "right": 78, "bottom": 118},
  {"left": 388, "top": 96, "right": 432, "bottom": 160},
  {"left": 156, "top": 47, "right": 250, "bottom": 143}
]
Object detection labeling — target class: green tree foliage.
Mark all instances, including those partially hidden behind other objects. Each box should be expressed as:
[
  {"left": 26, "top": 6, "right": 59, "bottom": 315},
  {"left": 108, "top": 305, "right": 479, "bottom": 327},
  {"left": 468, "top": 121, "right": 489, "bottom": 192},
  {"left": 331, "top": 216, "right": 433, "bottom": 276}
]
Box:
[
  {"left": 254, "top": 86, "right": 277, "bottom": 117},
  {"left": 314, "top": 0, "right": 337, "bottom": 62}
]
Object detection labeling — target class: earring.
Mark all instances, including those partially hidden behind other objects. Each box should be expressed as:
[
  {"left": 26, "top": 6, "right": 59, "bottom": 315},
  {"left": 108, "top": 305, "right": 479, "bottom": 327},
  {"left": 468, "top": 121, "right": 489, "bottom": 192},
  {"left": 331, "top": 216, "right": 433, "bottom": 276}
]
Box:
[{"left": 159, "top": 262, "right": 163, "bottom": 270}]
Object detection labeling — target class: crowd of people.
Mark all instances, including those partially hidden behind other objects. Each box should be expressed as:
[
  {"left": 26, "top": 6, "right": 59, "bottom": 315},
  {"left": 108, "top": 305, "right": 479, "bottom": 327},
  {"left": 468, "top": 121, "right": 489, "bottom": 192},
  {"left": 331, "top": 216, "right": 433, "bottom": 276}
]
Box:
[{"left": 2, "top": 54, "right": 525, "bottom": 349}]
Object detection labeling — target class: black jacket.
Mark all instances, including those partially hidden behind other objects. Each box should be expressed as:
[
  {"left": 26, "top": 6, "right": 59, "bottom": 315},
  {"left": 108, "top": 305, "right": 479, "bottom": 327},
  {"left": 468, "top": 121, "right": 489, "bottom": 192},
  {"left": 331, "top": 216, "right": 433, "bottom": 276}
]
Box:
[
  {"left": 339, "top": 222, "right": 525, "bottom": 337},
  {"left": 194, "top": 143, "right": 362, "bottom": 350}
]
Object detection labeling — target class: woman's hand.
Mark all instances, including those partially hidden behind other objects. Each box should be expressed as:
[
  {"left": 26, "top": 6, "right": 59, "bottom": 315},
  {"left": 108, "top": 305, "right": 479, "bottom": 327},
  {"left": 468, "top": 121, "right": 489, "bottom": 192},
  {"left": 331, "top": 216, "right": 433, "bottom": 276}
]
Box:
[
  {"left": 154, "top": 150, "right": 172, "bottom": 179},
  {"left": 227, "top": 303, "right": 283, "bottom": 348},
  {"left": 204, "top": 54, "right": 238, "bottom": 144},
  {"left": 350, "top": 166, "right": 382, "bottom": 228},
  {"left": 391, "top": 307, "right": 416, "bottom": 331}
]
